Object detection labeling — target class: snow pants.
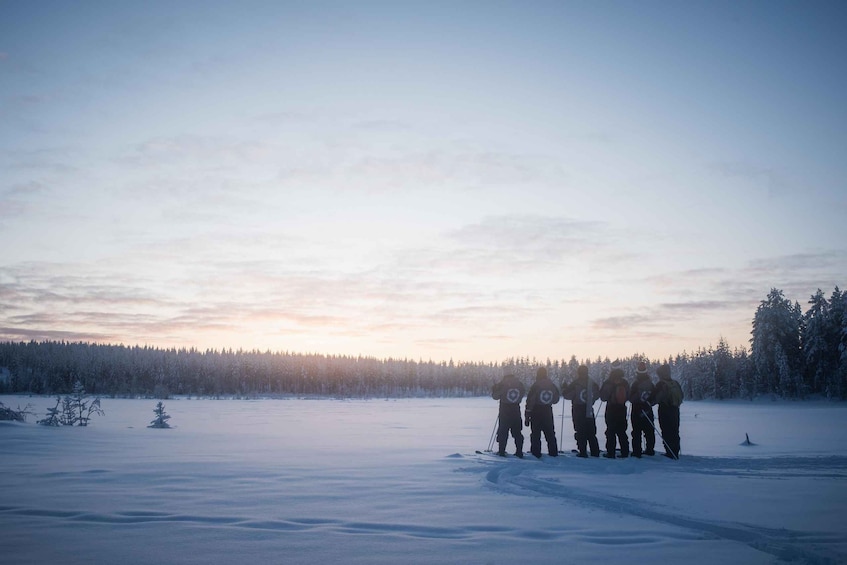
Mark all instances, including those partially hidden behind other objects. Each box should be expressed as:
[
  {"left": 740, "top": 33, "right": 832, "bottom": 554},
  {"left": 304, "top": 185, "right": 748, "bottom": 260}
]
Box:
[
  {"left": 658, "top": 405, "right": 681, "bottom": 458},
  {"left": 497, "top": 406, "right": 524, "bottom": 455},
  {"left": 604, "top": 404, "right": 629, "bottom": 457},
  {"left": 630, "top": 404, "right": 656, "bottom": 456},
  {"left": 572, "top": 407, "right": 600, "bottom": 457},
  {"left": 529, "top": 409, "right": 558, "bottom": 457}
]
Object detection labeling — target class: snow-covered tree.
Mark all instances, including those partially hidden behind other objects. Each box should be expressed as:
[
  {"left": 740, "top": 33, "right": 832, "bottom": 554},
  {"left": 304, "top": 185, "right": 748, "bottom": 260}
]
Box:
[
  {"left": 0, "top": 401, "right": 32, "bottom": 422},
  {"left": 734, "top": 346, "right": 755, "bottom": 400},
  {"left": 58, "top": 380, "right": 104, "bottom": 426},
  {"left": 751, "top": 288, "right": 803, "bottom": 397},
  {"left": 148, "top": 401, "right": 172, "bottom": 428},
  {"left": 37, "top": 397, "right": 62, "bottom": 426},
  {"left": 802, "top": 289, "right": 836, "bottom": 396},
  {"left": 714, "top": 337, "right": 735, "bottom": 400},
  {"left": 832, "top": 288, "right": 847, "bottom": 398}
]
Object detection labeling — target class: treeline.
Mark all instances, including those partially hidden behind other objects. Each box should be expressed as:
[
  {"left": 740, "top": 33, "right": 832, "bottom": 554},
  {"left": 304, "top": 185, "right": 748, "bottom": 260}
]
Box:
[{"left": 0, "top": 287, "right": 844, "bottom": 400}]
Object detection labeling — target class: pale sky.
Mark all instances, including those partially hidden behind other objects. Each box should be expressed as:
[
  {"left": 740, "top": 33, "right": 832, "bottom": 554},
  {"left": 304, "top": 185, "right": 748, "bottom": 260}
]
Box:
[{"left": 1, "top": 0, "right": 845, "bottom": 363}]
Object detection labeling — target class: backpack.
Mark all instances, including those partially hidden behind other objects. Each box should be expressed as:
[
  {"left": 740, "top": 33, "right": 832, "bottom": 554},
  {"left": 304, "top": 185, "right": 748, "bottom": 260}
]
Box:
[
  {"left": 614, "top": 382, "right": 627, "bottom": 405},
  {"left": 667, "top": 381, "right": 683, "bottom": 407}
]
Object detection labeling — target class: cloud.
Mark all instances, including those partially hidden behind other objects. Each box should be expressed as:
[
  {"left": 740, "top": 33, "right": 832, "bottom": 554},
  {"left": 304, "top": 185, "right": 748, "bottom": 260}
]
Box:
[
  {"left": 118, "top": 135, "right": 274, "bottom": 170},
  {"left": 398, "top": 214, "right": 624, "bottom": 276},
  {"left": 0, "top": 326, "right": 117, "bottom": 343},
  {"left": 0, "top": 147, "right": 81, "bottom": 174},
  {"left": 448, "top": 215, "right": 606, "bottom": 253},
  {"left": 708, "top": 160, "right": 789, "bottom": 197},
  {"left": 5, "top": 180, "right": 48, "bottom": 197}
]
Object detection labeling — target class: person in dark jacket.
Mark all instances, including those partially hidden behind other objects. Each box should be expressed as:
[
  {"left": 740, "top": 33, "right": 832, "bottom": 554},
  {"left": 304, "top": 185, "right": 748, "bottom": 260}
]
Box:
[
  {"left": 629, "top": 361, "right": 656, "bottom": 458},
  {"left": 599, "top": 363, "right": 630, "bottom": 458},
  {"left": 652, "top": 363, "right": 683, "bottom": 459},
  {"left": 562, "top": 365, "right": 600, "bottom": 457},
  {"left": 524, "top": 367, "right": 560, "bottom": 458},
  {"left": 491, "top": 373, "right": 526, "bottom": 458}
]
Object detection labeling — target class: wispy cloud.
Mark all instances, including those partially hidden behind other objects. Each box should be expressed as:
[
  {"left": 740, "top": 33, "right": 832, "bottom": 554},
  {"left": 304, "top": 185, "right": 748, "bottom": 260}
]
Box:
[{"left": 708, "top": 160, "right": 790, "bottom": 197}]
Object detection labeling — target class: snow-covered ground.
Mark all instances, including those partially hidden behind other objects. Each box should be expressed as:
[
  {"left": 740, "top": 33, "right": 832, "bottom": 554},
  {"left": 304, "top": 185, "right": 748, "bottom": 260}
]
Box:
[{"left": 2, "top": 395, "right": 846, "bottom": 564}]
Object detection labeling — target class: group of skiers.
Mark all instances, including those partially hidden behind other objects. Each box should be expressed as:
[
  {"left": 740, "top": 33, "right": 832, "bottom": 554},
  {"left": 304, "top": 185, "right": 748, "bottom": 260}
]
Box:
[{"left": 490, "top": 362, "right": 684, "bottom": 460}]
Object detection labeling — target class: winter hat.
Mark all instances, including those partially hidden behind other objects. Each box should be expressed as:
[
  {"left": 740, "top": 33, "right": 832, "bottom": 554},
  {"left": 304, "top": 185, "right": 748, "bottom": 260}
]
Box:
[
  {"left": 609, "top": 360, "right": 624, "bottom": 379},
  {"left": 577, "top": 365, "right": 589, "bottom": 378},
  {"left": 536, "top": 367, "right": 548, "bottom": 380},
  {"left": 636, "top": 361, "right": 648, "bottom": 375},
  {"left": 656, "top": 364, "right": 671, "bottom": 380}
]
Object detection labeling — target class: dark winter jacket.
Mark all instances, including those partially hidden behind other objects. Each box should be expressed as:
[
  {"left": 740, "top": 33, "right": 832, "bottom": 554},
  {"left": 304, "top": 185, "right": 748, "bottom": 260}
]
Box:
[
  {"left": 525, "top": 373, "right": 560, "bottom": 420},
  {"left": 563, "top": 374, "right": 600, "bottom": 418},
  {"left": 492, "top": 375, "right": 525, "bottom": 416},
  {"left": 629, "top": 373, "right": 656, "bottom": 411}
]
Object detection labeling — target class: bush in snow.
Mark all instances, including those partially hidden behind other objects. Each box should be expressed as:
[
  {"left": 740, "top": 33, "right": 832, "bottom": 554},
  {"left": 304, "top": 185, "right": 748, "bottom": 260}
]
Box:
[
  {"left": 148, "top": 401, "right": 172, "bottom": 428},
  {"left": 0, "top": 401, "right": 33, "bottom": 422},
  {"left": 43, "top": 380, "right": 105, "bottom": 426},
  {"left": 37, "top": 397, "right": 62, "bottom": 426}
]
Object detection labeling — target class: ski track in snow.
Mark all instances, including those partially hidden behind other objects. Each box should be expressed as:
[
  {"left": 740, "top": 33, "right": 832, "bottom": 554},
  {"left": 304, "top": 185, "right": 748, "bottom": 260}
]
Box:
[
  {"left": 7, "top": 451, "right": 842, "bottom": 560},
  {"left": 464, "top": 452, "right": 847, "bottom": 564},
  {"left": 0, "top": 504, "right": 607, "bottom": 543}
]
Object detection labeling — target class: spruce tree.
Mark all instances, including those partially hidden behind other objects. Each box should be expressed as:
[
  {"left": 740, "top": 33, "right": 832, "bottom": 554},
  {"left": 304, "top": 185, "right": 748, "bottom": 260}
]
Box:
[
  {"left": 751, "top": 288, "right": 803, "bottom": 397},
  {"left": 148, "top": 401, "right": 172, "bottom": 428}
]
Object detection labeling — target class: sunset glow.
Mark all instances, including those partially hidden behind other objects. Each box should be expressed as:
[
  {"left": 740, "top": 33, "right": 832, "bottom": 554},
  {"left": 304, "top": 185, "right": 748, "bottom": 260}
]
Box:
[{"left": 1, "top": 1, "right": 845, "bottom": 362}]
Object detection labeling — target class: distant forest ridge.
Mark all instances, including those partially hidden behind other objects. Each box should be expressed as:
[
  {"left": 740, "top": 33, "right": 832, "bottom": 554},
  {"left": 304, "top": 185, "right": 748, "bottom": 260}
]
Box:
[{"left": 1, "top": 287, "right": 845, "bottom": 400}]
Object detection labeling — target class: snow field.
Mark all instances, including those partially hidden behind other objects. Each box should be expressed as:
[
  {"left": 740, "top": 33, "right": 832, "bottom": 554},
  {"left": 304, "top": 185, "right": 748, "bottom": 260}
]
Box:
[{"left": 1, "top": 396, "right": 846, "bottom": 564}]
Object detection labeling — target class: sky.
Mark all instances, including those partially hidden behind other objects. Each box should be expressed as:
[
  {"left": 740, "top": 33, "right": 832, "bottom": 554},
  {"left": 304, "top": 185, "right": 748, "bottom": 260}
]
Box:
[{"left": 1, "top": 0, "right": 845, "bottom": 364}]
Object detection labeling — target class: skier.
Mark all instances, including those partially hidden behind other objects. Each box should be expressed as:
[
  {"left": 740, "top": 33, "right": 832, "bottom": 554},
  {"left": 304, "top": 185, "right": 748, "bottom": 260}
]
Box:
[
  {"left": 599, "top": 362, "right": 630, "bottom": 458},
  {"left": 524, "top": 367, "right": 560, "bottom": 458},
  {"left": 491, "top": 373, "right": 526, "bottom": 458},
  {"left": 562, "top": 364, "right": 600, "bottom": 457},
  {"left": 653, "top": 363, "right": 683, "bottom": 459},
  {"left": 629, "top": 361, "right": 656, "bottom": 457}
]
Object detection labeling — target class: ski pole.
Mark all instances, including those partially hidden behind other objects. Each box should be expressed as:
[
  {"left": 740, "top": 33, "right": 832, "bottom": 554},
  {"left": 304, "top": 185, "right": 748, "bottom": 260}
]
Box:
[
  {"left": 641, "top": 409, "right": 677, "bottom": 460},
  {"left": 486, "top": 414, "right": 499, "bottom": 452}
]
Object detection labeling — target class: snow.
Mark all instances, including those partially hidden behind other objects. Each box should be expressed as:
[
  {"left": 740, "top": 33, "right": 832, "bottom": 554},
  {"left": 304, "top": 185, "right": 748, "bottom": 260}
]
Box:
[{"left": 2, "top": 395, "right": 846, "bottom": 564}]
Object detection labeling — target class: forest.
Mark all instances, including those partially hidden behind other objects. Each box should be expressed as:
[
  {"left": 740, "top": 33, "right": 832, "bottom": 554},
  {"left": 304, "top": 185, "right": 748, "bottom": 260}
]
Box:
[{"left": 1, "top": 287, "right": 845, "bottom": 401}]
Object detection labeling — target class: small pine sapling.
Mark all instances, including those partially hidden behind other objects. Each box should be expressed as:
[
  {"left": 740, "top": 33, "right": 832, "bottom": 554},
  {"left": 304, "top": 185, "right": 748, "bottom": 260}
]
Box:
[
  {"left": 60, "top": 396, "right": 78, "bottom": 426},
  {"left": 37, "top": 397, "right": 62, "bottom": 426},
  {"left": 148, "top": 401, "right": 172, "bottom": 429},
  {"left": 58, "top": 381, "right": 104, "bottom": 426}
]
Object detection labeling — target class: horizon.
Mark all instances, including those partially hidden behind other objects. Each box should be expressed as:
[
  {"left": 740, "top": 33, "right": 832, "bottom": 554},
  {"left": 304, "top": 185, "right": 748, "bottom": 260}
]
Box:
[{"left": 2, "top": 1, "right": 845, "bottom": 365}]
